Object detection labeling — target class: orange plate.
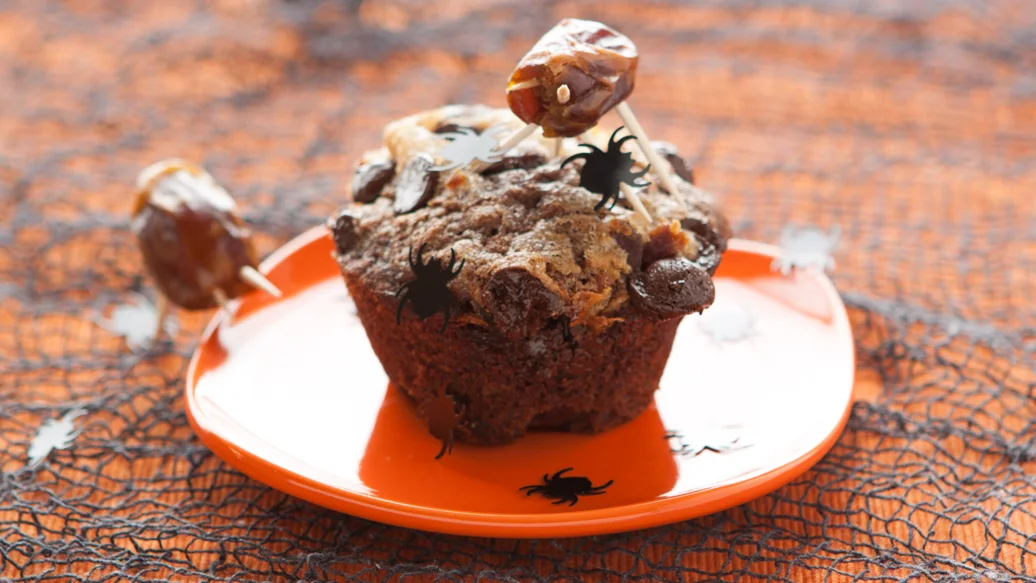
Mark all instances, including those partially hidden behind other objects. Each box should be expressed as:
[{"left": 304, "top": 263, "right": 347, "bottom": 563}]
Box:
[{"left": 186, "top": 226, "right": 855, "bottom": 538}]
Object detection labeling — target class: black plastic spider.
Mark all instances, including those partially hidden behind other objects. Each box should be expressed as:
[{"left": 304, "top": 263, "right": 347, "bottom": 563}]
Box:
[
  {"left": 396, "top": 244, "right": 464, "bottom": 333},
  {"left": 561, "top": 126, "right": 651, "bottom": 210},
  {"left": 519, "top": 468, "right": 613, "bottom": 506}
]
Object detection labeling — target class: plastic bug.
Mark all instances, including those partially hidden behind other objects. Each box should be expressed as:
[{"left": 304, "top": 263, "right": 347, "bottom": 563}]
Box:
[
  {"left": 430, "top": 126, "right": 506, "bottom": 171},
  {"left": 28, "top": 409, "right": 86, "bottom": 467},
  {"left": 561, "top": 126, "right": 651, "bottom": 210},
  {"left": 95, "top": 292, "right": 177, "bottom": 351},
  {"left": 771, "top": 225, "right": 840, "bottom": 275},
  {"left": 420, "top": 385, "right": 465, "bottom": 460},
  {"left": 396, "top": 244, "right": 465, "bottom": 333},
  {"left": 520, "top": 468, "right": 613, "bottom": 506}
]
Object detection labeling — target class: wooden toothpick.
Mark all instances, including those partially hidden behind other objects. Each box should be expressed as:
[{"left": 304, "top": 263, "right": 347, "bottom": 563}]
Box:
[
  {"left": 614, "top": 101, "right": 687, "bottom": 212},
  {"left": 212, "top": 288, "right": 233, "bottom": 320},
  {"left": 494, "top": 122, "right": 539, "bottom": 154},
  {"left": 551, "top": 85, "right": 571, "bottom": 157},
  {"left": 152, "top": 293, "right": 171, "bottom": 343},
  {"left": 239, "top": 265, "right": 282, "bottom": 298}
]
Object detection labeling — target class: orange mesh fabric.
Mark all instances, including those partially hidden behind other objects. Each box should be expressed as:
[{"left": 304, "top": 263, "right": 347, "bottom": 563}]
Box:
[{"left": 2, "top": 1, "right": 1035, "bottom": 581}]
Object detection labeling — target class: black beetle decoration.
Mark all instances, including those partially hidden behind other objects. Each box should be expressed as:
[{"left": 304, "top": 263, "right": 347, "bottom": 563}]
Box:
[
  {"left": 520, "top": 468, "right": 613, "bottom": 506},
  {"left": 561, "top": 126, "right": 651, "bottom": 210},
  {"left": 421, "top": 385, "right": 465, "bottom": 460},
  {"left": 396, "top": 244, "right": 465, "bottom": 333}
]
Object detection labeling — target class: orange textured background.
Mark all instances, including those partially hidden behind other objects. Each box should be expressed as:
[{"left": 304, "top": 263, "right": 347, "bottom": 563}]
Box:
[{"left": 1, "top": 1, "right": 1035, "bottom": 582}]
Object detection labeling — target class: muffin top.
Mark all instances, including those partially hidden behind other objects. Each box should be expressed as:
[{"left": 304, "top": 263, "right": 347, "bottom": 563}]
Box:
[{"left": 331, "top": 104, "right": 730, "bottom": 339}]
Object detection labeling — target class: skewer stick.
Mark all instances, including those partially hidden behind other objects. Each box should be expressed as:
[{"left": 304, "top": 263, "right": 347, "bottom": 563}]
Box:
[
  {"left": 615, "top": 101, "right": 687, "bottom": 212},
  {"left": 239, "top": 265, "right": 282, "bottom": 298},
  {"left": 469, "top": 122, "right": 539, "bottom": 172},
  {"left": 577, "top": 132, "right": 653, "bottom": 225},
  {"left": 508, "top": 78, "right": 540, "bottom": 92},
  {"left": 550, "top": 85, "right": 572, "bottom": 158},
  {"left": 551, "top": 138, "right": 563, "bottom": 157},
  {"left": 620, "top": 184, "right": 653, "bottom": 226},
  {"left": 556, "top": 84, "right": 571, "bottom": 105},
  {"left": 494, "top": 122, "right": 539, "bottom": 155},
  {"left": 212, "top": 288, "right": 233, "bottom": 320},
  {"left": 152, "top": 293, "right": 171, "bottom": 343}
]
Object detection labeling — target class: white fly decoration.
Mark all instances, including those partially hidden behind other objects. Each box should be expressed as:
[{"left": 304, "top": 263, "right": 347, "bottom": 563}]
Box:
[
  {"left": 771, "top": 225, "right": 840, "bottom": 275},
  {"left": 95, "top": 292, "right": 177, "bottom": 351},
  {"left": 430, "top": 126, "right": 508, "bottom": 171},
  {"left": 28, "top": 409, "right": 86, "bottom": 467}
]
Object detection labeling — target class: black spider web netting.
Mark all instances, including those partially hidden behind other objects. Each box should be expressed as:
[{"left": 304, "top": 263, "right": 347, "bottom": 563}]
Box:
[{"left": 2, "top": 0, "right": 1036, "bottom": 581}]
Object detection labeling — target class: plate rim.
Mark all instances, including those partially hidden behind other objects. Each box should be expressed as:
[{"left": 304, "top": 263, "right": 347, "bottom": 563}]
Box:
[{"left": 185, "top": 226, "right": 856, "bottom": 538}]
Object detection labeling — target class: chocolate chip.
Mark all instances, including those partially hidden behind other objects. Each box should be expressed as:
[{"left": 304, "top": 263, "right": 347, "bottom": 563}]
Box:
[
  {"left": 652, "top": 141, "right": 695, "bottom": 185},
  {"left": 484, "top": 266, "right": 562, "bottom": 338},
  {"left": 352, "top": 160, "right": 395, "bottom": 203},
  {"left": 393, "top": 154, "right": 439, "bottom": 214},
  {"left": 328, "top": 208, "right": 360, "bottom": 255},
  {"left": 629, "top": 258, "right": 715, "bottom": 319},
  {"left": 480, "top": 151, "right": 549, "bottom": 176},
  {"left": 687, "top": 232, "right": 722, "bottom": 275},
  {"left": 680, "top": 209, "right": 731, "bottom": 254}
]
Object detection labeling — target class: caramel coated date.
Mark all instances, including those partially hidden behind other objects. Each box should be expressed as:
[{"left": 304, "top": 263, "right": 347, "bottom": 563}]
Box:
[
  {"left": 131, "top": 160, "right": 260, "bottom": 310},
  {"left": 507, "top": 19, "right": 638, "bottom": 137}
]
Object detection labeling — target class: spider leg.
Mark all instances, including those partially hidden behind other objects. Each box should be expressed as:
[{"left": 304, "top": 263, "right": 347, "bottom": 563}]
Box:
[
  {"left": 629, "top": 164, "right": 652, "bottom": 179},
  {"left": 408, "top": 247, "right": 417, "bottom": 270},
  {"left": 587, "top": 479, "right": 614, "bottom": 492},
  {"left": 447, "top": 428, "right": 454, "bottom": 455},
  {"left": 608, "top": 193, "right": 619, "bottom": 210},
  {"left": 560, "top": 152, "right": 590, "bottom": 170},
  {"left": 567, "top": 496, "right": 579, "bottom": 507},
  {"left": 520, "top": 485, "right": 542, "bottom": 495},
  {"left": 416, "top": 243, "right": 428, "bottom": 267},
  {"left": 452, "top": 258, "right": 466, "bottom": 276},
  {"left": 553, "top": 468, "right": 573, "bottom": 480},
  {"left": 552, "top": 497, "right": 570, "bottom": 505},
  {"left": 396, "top": 291, "right": 410, "bottom": 324},
  {"left": 447, "top": 248, "right": 457, "bottom": 271},
  {"left": 435, "top": 438, "right": 448, "bottom": 460},
  {"left": 609, "top": 135, "right": 634, "bottom": 153},
  {"left": 608, "top": 126, "right": 627, "bottom": 147}
]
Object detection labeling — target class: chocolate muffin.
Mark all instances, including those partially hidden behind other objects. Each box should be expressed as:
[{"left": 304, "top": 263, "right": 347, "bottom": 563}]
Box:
[{"left": 331, "top": 105, "right": 730, "bottom": 445}]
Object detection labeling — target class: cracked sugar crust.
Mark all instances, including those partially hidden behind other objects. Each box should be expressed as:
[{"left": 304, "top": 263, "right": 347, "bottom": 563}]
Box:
[{"left": 332, "top": 105, "right": 729, "bottom": 337}]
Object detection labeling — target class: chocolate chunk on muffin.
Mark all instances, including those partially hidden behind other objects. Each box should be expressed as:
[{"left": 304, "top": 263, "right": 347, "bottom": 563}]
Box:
[{"left": 331, "top": 105, "right": 730, "bottom": 445}]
